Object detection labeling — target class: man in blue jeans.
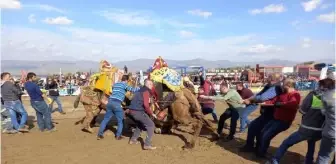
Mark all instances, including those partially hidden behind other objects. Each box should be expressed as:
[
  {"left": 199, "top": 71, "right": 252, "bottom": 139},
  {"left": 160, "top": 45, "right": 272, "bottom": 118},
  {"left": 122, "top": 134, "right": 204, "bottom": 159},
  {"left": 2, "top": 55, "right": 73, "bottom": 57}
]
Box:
[
  {"left": 25, "top": 72, "right": 55, "bottom": 132},
  {"left": 45, "top": 78, "right": 65, "bottom": 114},
  {"left": 236, "top": 83, "right": 258, "bottom": 133},
  {"left": 128, "top": 79, "right": 157, "bottom": 150},
  {"left": 1, "top": 72, "right": 29, "bottom": 132},
  {"left": 266, "top": 80, "right": 326, "bottom": 164},
  {"left": 97, "top": 75, "right": 139, "bottom": 140},
  {"left": 239, "top": 74, "right": 283, "bottom": 155}
]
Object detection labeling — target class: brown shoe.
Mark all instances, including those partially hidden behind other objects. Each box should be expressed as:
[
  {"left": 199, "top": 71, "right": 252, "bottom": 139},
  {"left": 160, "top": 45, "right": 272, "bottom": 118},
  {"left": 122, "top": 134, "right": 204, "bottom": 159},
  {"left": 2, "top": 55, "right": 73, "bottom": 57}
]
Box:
[
  {"left": 144, "top": 145, "right": 157, "bottom": 150},
  {"left": 115, "top": 136, "right": 124, "bottom": 140},
  {"left": 97, "top": 135, "right": 104, "bottom": 140},
  {"left": 60, "top": 112, "right": 66, "bottom": 115},
  {"left": 18, "top": 128, "right": 29, "bottom": 132}
]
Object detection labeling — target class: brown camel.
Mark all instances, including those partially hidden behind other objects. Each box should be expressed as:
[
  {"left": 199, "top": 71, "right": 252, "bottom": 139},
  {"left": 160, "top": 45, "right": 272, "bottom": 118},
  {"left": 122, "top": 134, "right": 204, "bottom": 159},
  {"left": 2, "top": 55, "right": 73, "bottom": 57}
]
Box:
[
  {"left": 73, "top": 76, "right": 136, "bottom": 133},
  {"left": 152, "top": 82, "right": 216, "bottom": 149}
]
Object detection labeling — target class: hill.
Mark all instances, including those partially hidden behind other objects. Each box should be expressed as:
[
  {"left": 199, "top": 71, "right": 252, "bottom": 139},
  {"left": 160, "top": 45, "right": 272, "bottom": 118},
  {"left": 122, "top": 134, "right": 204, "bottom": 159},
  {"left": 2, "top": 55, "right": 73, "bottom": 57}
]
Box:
[{"left": 1, "top": 58, "right": 333, "bottom": 75}]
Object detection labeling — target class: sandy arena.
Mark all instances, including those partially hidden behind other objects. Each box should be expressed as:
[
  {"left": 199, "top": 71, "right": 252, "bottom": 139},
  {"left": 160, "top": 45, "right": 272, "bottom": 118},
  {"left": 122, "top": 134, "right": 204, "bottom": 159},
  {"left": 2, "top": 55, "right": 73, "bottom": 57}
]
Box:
[{"left": 2, "top": 95, "right": 315, "bottom": 164}]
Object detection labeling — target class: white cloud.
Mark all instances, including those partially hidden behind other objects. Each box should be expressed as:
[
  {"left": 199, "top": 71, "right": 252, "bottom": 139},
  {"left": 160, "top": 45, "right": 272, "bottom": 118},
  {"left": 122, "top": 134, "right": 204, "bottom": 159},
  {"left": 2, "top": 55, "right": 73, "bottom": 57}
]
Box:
[
  {"left": 24, "top": 4, "right": 65, "bottom": 13},
  {"left": 43, "top": 17, "right": 73, "bottom": 25},
  {"left": 249, "top": 4, "right": 286, "bottom": 15},
  {"left": 179, "top": 30, "right": 195, "bottom": 38},
  {"left": 317, "top": 12, "right": 335, "bottom": 23},
  {"left": 302, "top": 0, "right": 322, "bottom": 12},
  {"left": 2, "top": 26, "right": 334, "bottom": 62},
  {"left": 243, "top": 44, "right": 283, "bottom": 53},
  {"left": 28, "top": 14, "right": 36, "bottom": 23},
  {"left": 59, "top": 27, "right": 162, "bottom": 44},
  {"left": 187, "top": 9, "right": 212, "bottom": 18},
  {"left": 97, "top": 9, "right": 154, "bottom": 26},
  {"left": 0, "top": 0, "right": 21, "bottom": 9}
]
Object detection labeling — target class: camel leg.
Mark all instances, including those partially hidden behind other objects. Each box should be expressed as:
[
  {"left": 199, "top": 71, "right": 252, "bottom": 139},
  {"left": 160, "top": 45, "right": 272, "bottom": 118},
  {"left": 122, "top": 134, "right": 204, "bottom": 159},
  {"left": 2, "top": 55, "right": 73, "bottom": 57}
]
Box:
[
  {"left": 90, "top": 108, "right": 102, "bottom": 128},
  {"left": 183, "top": 119, "right": 203, "bottom": 149},
  {"left": 82, "top": 105, "right": 98, "bottom": 133},
  {"left": 74, "top": 116, "right": 86, "bottom": 125},
  {"left": 169, "top": 121, "right": 178, "bottom": 134}
]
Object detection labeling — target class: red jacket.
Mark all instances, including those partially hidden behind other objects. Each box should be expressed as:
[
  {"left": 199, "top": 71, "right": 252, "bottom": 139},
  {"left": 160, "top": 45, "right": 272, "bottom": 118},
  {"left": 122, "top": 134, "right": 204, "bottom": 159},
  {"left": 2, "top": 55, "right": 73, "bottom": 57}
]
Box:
[
  {"left": 198, "top": 92, "right": 215, "bottom": 109},
  {"left": 203, "top": 80, "right": 216, "bottom": 96},
  {"left": 269, "top": 91, "right": 301, "bottom": 124}
]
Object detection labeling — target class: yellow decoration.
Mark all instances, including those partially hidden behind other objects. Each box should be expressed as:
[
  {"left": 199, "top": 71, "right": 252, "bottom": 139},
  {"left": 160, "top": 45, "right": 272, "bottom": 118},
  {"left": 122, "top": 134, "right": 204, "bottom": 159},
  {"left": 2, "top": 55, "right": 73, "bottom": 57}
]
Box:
[
  {"left": 92, "top": 60, "right": 119, "bottom": 96},
  {"left": 150, "top": 67, "right": 184, "bottom": 92}
]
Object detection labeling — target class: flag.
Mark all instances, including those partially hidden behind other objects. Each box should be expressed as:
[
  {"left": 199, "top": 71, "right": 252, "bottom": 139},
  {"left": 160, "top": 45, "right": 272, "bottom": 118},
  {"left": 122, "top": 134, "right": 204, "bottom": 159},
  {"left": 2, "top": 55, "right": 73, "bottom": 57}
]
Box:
[
  {"left": 20, "top": 70, "right": 27, "bottom": 83},
  {"left": 59, "top": 68, "right": 62, "bottom": 86}
]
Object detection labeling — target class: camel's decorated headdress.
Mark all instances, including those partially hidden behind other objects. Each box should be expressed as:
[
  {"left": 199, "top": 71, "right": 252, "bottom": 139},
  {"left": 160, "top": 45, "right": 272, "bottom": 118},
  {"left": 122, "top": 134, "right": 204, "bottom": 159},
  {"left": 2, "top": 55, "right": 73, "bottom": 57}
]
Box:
[{"left": 152, "top": 56, "right": 168, "bottom": 71}]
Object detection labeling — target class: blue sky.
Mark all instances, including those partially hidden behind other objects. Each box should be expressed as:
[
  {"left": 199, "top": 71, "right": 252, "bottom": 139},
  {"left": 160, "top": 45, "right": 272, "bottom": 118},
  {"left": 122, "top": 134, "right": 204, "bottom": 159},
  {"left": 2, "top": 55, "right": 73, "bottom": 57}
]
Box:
[{"left": 1, "top": 0, "right": 335, "bottom": 62}]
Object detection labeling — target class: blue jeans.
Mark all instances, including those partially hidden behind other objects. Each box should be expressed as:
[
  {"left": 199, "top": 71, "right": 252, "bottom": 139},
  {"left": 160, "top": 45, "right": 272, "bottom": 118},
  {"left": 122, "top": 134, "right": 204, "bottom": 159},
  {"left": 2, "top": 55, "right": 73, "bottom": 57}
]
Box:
[
  {"left": 1, "top": 107, "right": 15, "bottom": 131},
  {"left": 240, "top": 104, "right": 258, "bottom": 131},
  {"left": 129, "top": 110, "right": 155, "bottom": 147},
  {"left": 3, "top": 100, "right": 28, "bottom": 130},
  {"left": 98, "top": 99, "right": 124, "bottom": 137},
  {"left": 202, "top": 107, "right": 218, "bottom": 122},
  {"left": 258, "top": 119, "right": 290, "bottom": 155},
  {"left": 316, "top": 136, "right": 335, "bottom": 164},
  {"left": 245, "top": 112, "right": 273, "bottom": 149},
  {"left": 49, "top": 96, "right": 63, "bottom": 113},
  {"left": 271, "top": 131, "right": 320, "bottom": 164},
  {"left": 30, "top": 100, "right": 53, "bottom": 131}
]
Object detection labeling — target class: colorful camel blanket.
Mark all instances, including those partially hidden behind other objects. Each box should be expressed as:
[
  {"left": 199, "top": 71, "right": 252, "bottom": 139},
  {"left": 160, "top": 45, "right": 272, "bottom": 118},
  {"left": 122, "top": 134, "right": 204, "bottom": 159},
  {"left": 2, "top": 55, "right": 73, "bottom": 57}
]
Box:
[{"left": 150, "top": 67, "right": 184, "bottom": 92}]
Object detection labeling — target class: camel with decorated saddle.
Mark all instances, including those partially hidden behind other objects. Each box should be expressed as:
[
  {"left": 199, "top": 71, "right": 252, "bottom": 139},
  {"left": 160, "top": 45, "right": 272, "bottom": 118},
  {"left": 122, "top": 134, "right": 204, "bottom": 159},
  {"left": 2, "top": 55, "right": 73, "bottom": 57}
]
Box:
[
  {"left": 73, "top": 60, "right": 136, "bottom": 133},
  {"left": 73, "top": 57, "right": 216, "bottom": 149}
]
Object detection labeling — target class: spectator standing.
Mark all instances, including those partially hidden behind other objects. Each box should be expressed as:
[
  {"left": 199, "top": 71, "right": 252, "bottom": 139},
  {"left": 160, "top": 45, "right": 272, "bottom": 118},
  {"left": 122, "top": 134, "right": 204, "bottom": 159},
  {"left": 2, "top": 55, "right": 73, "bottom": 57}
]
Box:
[
  {"left": 1, "top": 72, "right": 28, "bottom": 132},
  {"left": 46, "top": 78, "right": 65, "bottom": 114},
  {"left": 25, "top": 72, "right": 55, "bottom": 132}
]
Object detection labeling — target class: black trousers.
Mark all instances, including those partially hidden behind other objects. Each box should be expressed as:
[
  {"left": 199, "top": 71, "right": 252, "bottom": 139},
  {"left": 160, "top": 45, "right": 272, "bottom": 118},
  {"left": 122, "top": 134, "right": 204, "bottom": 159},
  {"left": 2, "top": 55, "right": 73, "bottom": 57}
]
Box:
[{"left": 217, "top": 107, "right": 240, "bottom": 137}]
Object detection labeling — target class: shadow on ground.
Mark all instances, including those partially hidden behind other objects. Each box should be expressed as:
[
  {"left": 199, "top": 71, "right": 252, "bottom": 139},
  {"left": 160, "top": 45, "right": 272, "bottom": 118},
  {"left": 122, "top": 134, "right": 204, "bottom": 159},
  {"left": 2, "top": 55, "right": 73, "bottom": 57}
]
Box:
[{"left": 214, "top": 134, "right": 306, "bottom": 164}]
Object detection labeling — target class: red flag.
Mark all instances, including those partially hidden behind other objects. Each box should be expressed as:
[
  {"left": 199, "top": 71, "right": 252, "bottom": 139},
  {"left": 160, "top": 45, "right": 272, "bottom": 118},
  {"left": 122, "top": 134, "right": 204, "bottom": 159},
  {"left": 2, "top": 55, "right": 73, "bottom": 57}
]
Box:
[{"left": 20, "top": 70, "right": 27, "bottom": 83}]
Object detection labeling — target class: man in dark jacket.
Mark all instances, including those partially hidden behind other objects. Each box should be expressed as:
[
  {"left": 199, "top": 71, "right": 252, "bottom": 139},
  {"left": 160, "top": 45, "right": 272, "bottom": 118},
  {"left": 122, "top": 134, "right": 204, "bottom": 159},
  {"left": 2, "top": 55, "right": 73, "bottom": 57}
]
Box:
[
  {"left": 1, "top": 72, "right": 29, "bottom": 132},
  {"left": 240, "top": 73, "right": 283, "bottom": 155},
  {"left": 128, "top": 79, "right": 157, "bottom": 150},
  {"left": 46, "top": 78, "right": 65, "bottom": 114}
]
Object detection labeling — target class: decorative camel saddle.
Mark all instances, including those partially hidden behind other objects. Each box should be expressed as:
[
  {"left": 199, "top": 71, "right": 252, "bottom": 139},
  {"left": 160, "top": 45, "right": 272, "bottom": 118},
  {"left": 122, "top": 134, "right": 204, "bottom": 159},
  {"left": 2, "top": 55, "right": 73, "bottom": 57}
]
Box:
[
  {"left": 79, "top": 60, "right": 123, "bottom": 105},
  {"left": 148, "top": 57, "right": 201, "bottom": 122},
  {"left": 149, "top": 56, "right": 184, "bottom": 92}
]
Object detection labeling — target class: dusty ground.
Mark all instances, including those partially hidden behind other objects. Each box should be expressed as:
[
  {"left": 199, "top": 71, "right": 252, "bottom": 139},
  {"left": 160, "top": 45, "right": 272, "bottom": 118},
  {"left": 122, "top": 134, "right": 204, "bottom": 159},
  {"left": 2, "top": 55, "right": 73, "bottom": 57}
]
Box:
[{"left": 2, "top": 95, "right": 315, "bottom": 164}]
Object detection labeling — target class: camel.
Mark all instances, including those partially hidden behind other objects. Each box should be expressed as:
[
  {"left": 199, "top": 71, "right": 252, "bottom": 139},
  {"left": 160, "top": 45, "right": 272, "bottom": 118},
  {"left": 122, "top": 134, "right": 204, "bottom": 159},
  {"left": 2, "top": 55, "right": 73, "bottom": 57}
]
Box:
[
  {"left": 73, "top": 76, "right": 136, "bottom": 133},
  {"left": 151, "top": 82, "right": 216, "bottom": 149},
  {"left": 73, "top": 78, "right": 216, "bottom": 149}
]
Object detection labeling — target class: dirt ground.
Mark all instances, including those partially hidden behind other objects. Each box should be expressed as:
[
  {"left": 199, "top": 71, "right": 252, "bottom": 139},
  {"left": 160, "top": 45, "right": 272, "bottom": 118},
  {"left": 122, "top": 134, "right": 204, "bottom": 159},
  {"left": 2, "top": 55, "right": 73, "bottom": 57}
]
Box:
[{"left": 2, "top": 96, "right": 316, "bottom": 164}]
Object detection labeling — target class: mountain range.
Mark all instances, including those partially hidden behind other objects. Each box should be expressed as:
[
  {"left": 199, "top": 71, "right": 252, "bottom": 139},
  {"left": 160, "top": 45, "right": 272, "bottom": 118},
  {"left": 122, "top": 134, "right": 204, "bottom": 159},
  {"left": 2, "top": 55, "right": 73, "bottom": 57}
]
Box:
[{"left": 1, "top": 58, "right": 334, "bottom": 76}]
